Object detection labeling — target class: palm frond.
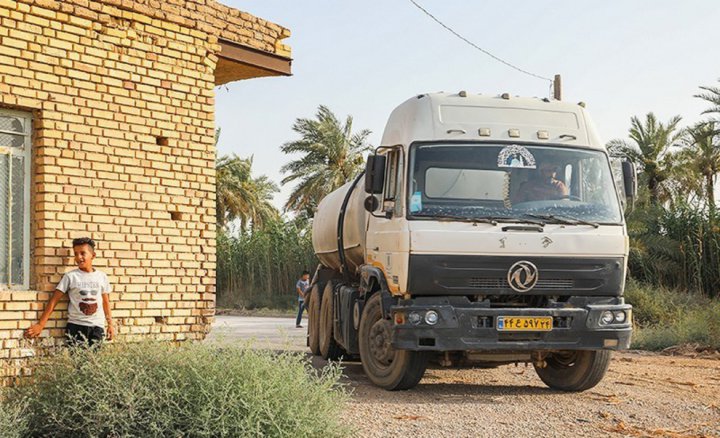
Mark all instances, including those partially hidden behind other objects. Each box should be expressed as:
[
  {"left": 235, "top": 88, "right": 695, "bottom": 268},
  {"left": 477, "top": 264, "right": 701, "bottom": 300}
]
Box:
[
  {"left": 696, "top": 83, "right": 720, "bottom": 115},
  {"left": 216, "top": 152, "right": 279, "bottom": 231},
  {"left": 279, "top": 105, "right": 372, "bottom": 216}
]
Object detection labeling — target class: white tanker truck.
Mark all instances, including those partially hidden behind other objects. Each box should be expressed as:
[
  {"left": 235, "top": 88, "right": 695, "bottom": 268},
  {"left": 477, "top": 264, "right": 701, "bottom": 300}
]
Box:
[{"left": 306, "top": 92, "right": 636, "bottom": 391}]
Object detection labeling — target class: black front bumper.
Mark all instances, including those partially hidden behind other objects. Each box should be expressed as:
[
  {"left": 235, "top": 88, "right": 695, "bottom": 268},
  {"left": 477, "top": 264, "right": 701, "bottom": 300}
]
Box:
[{"left": 391, "top": 296, "right": 632, "bottom": 352}]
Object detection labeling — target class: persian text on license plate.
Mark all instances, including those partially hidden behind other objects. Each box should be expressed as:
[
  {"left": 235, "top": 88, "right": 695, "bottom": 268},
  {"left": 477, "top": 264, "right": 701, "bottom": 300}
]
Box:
[{"left": 497, "top": 316, "right": 553, "bottom": 332}]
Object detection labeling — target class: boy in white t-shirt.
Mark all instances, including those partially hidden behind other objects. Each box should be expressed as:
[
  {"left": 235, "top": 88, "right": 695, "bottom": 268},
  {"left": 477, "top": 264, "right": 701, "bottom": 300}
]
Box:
[{"left": 25, "top": 237, "right": 114, "bottom": 346}]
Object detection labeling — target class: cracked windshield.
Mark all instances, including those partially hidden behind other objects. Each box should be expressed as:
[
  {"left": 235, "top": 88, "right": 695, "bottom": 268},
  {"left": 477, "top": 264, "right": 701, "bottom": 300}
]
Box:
[{"left": 408, "top": 143, "right": 623, "bottom": 224}]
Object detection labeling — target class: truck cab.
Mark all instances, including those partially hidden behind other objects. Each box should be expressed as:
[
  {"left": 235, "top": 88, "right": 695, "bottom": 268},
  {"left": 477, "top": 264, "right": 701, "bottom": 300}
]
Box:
[{"left": 309, "top": 92, "right": 635, "bottom": 391}]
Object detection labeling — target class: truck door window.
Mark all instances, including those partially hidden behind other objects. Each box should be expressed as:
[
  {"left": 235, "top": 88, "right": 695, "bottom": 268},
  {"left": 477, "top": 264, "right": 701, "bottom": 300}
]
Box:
[{"left": 382, "top": 150, "right": 403, "bottom": 216}]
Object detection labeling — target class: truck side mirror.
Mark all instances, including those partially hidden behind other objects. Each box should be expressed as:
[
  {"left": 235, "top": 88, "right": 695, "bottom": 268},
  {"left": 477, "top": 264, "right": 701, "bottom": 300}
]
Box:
[
  {"left": 364, "top": 155, "right": 386, "bottom": 194},
  {"left": 621, "top": 160, "right": 637, "bottom": 201}
]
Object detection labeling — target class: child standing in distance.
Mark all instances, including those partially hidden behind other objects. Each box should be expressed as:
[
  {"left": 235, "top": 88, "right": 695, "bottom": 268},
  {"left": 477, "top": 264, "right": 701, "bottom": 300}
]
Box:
[
  {"left": 295, "top": 270, "right": 311, "bottom": 328},
  {"left": 25, "top": 237, "right": 114, "bottom": 346}
]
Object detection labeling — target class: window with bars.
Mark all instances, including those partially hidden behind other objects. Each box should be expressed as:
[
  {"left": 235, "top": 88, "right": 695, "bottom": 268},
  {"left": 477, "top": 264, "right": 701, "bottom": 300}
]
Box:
[{"left": 0, "top": 110, "right": 31, "bottom": 289}]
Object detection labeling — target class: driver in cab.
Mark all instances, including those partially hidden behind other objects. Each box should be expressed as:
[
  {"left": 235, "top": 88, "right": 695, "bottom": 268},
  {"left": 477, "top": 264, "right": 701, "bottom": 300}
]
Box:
[{"left": 512, "top": 163, "right": 569, "bottom": 203}]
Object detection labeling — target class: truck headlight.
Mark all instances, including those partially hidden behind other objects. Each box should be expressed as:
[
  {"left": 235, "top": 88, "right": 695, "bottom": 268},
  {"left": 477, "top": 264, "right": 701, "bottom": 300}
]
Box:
[
  {"left": 408, "top": 312, "right": 422, "bottom": 325},
  {"left": 613, "top": 310, "right": 627, "bottom": 324},
  {"left": 425, "top": 310, "right": 439, "bottom": 325},
  {"left": 600, "top": 311, "right": 614, "bottom": 326}
]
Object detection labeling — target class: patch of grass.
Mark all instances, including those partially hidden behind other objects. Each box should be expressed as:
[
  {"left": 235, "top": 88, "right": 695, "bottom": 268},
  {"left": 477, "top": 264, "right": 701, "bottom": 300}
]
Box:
[
  {"left": 3, "top": 342, "right": 349, "bottom": 438},
  {"left": 625, "top": 279, "right": 720, "bottom": 351}
]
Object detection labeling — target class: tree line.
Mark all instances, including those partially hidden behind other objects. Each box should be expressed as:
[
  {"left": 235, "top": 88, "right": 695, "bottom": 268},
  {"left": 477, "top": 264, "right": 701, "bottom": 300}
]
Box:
[
  {"left": 216, "top": 79, "right": 720, "bottom": 308},
  {"left": 611, "top": 80, "right": 720, "bottom": 297},
  {"left": 215, "top": 106, "right": 371, "bottom": 308}
]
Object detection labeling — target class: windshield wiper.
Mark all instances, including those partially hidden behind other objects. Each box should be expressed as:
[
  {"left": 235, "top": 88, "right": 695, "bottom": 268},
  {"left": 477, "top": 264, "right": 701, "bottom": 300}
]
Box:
[
  {"left": 415, "top": 214, "right": 499, "bottom": 225},
  {"left": 414, "top": 214, "right": 545, "bottom": 226},
  {"left": 523, "top": 213, "right": 599, "bottom": 228}
]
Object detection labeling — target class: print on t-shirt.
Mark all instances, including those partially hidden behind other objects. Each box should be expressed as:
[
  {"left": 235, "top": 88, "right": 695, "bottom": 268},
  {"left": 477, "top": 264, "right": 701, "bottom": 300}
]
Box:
[
  {"left": 78, "top": 289, "right": 99, "bottom": 315},
  {"left": 56, "top": 269, "right": 111, "bottom": 327}
]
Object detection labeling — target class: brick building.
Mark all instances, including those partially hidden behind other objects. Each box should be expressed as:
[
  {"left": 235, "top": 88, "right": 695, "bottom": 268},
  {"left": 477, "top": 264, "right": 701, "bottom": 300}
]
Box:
[{"left": 0, "top": 0, "right": 291, "bottom": 384}]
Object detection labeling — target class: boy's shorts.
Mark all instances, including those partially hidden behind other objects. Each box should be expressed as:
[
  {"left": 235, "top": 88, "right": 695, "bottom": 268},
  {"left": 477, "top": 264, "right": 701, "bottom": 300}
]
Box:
[{"left": 66, "top": 322, "right": 105, "bottom": 347}]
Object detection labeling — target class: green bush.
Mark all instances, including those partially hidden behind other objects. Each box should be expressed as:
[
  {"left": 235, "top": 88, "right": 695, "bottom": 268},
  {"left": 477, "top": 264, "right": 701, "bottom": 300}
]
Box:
[
  {"left": 625, "top": 279, "right": 720, "bottom": 351},
  {"left": 627, "top": 204, "right": 720, "bottom": 298},
  {"left": 4, "top": 342, "right": 349, "bottom": 438},
  {"left": 0, "top": 389, "right": 27, "bottom": 438},
  {"left": 624, "top": 279, "right": 698, "bottom": 325}
]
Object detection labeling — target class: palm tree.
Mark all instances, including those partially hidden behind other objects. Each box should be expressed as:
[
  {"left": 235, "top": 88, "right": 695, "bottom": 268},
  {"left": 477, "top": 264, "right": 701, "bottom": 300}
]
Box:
[
  {"left": 607, "top": 113, "right": 684, "bottom": 205},
  {"left": 680, "top": 122, "right": 720, "bottom": 209},
  {"left": 280, "top": 105, "right": 372, "bottom": 216},
  {"left": 216, "top": 154, "right": 279, "bottom": 231}
]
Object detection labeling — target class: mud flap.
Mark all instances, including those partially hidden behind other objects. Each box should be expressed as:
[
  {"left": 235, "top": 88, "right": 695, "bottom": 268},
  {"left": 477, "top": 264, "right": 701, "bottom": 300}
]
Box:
[{"left": 380, "top": 290, "right": 395, "bottom": 319}]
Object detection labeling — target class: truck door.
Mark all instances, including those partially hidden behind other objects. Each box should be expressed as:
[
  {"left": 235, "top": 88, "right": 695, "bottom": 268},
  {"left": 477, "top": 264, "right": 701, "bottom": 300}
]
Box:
[{"left": 366, "top": 148, "right": 409, "bottom": 295}]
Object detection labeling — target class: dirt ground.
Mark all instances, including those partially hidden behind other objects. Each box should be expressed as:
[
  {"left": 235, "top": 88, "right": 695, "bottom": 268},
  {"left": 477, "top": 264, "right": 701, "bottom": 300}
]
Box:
[
  {"left": 211, "top": 316, "right": 720, "bottom": 438},
  {"left": 342, "top": 352, "right": 720, "bottom": 438}
]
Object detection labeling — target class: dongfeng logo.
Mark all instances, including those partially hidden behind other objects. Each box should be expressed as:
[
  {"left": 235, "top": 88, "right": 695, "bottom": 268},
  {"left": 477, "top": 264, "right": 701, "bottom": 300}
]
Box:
[{"left": 507, "top": 261, "right": 539, "bottom": 292}]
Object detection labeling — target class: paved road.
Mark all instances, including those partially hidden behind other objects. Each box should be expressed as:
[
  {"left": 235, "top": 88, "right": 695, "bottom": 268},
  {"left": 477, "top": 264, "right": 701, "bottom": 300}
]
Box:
[
  {"left": 207, "top": 315, "right": 307, "bottom": 351},
  {"left": 209, "top": 315, "right": 720, "bottom": 438}
]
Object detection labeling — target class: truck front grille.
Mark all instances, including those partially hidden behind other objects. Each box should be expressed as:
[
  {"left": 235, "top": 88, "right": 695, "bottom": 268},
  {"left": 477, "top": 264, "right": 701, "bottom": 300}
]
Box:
[
  {"left": 468, "top": 278, "right": 574, "bottom": 290},
  {"left": 409, "top": 254, "right": 623, "bottom": 296}
]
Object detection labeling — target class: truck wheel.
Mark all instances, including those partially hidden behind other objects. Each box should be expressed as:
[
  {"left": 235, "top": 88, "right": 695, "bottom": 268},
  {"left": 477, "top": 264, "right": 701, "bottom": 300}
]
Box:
[
  {"left": 319, "top": 281, "right": 343, "bottom": 360},
  {"left": 358, "top": 293, "right": 429, "bottom": 390},
  {"left": 307, "top": 284, "right": 321, "bottom": 355},
  {"left": 534, "top": 350, "right": 612, "bottom": 392}
]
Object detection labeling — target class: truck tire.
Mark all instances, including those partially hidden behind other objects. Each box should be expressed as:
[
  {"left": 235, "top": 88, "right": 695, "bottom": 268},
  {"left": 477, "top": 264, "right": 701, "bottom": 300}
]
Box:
[
  {"left": 534, "top": 350, "right": 612, "bottom": 392},
  {"left": 319, "top": 281, "right": 343, "bottom": 360},
  {"left": 358, "top": 293, "right": 429, "bottom": 390},
  {"left": 307, "top": 284, "right": 321, "bottom": 355}
]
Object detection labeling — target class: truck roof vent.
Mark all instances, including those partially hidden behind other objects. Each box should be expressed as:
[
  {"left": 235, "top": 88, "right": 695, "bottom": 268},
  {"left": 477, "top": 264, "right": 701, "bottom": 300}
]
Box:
[
  {"left": 459, "top": 90, "right": 467, "bottom": 97},
  {"left": 501, "top": 93, "right": 510, "bottom": 100},
  {"left": 578, "top": 101, "right": 586, "bottom": 108},
  {"left": 417, "top": 94, "right": 425, "bottom": 99}
]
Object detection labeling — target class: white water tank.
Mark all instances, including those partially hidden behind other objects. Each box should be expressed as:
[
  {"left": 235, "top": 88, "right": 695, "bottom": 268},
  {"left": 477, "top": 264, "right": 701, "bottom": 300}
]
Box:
[{"left": 312, "top": 177, "right": 368, "bottom": 274}]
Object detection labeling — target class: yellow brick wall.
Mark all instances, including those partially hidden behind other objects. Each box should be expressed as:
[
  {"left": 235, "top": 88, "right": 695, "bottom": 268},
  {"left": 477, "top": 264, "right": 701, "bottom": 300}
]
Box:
[{"left": 0, "top": 0, "right": 290, "bottom": 385}]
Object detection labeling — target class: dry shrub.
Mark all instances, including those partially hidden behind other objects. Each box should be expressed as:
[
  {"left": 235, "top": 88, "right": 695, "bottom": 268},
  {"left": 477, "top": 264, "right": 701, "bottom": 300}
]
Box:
[
  {"left": 625, "top": 279, "right": 720, "bottom": 351},
  {"left": 0, "top": 389, "right": 26, "bottom": 438},
  {"left": 4, "top": 341, "right": 349, "bottom": 438}
]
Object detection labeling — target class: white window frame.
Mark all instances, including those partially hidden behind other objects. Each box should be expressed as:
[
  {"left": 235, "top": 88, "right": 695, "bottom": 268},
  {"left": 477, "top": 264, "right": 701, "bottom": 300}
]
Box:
[{"left": 0, "top": 109, "right": 31, "bottom": 290}]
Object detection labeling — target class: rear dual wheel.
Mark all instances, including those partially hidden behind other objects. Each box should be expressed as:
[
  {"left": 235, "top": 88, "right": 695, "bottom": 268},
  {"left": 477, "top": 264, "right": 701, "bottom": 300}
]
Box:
[
  {"left": 358, "top": 293, "right": 429, "bottom": 390},
  {"left": 318, "top": 281, "right": 344, "bottom": 360},
  {"left": 307, "top": 284, "right": 321, "bottom": 355}
]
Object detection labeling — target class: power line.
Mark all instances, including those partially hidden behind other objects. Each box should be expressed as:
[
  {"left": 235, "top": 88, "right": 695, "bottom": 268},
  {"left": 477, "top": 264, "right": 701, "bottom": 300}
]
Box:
[{"left": 407, "top": 0, "right": 553, "bottom": 84}]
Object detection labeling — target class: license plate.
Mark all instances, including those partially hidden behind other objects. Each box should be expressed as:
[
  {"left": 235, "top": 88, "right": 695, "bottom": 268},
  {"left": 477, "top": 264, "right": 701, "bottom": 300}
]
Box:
[{"left": 497, "top": 316, "right": 553, "bottom": 332}]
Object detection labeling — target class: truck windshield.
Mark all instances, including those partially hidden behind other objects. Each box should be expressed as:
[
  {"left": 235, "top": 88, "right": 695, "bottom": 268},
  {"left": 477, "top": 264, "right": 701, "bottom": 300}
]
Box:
[{"left": 407, "top": 143, "right": 623, "bottom": 224}]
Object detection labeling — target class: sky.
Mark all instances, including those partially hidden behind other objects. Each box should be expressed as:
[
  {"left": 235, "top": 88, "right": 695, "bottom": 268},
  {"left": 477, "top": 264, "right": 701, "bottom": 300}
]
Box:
[{"left": 215, "top": 1, "right": 720, "bottom": 211}]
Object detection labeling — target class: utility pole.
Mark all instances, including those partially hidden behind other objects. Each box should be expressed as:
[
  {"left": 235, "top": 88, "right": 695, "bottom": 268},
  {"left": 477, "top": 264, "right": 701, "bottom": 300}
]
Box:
[{"left": 553, "top": 74, "right": 562, "bottom": 101}]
